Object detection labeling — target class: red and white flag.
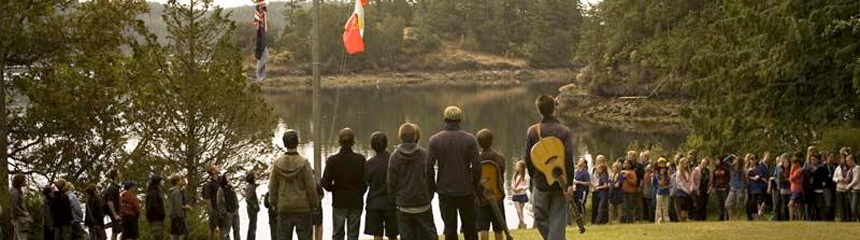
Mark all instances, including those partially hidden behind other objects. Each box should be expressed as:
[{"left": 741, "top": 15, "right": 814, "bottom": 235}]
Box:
[{"left": 343, "top": 0, "right": 367, "bottom": 55}]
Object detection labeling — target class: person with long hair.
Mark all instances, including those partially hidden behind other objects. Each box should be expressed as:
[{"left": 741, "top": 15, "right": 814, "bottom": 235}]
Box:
[
  {"left": 10, "top": 173, "right": 32, "bottom": 240},
  {"left": 86, "top": 185, "right": 107, "bottom": 240},
  {"left": 789, "top": 157, "right": 805, "bottom": 221},
  {"left": 745, "top": 154, "right": 766, "bottom": 221},
  {"left": 608, "top": 161, "right": 625, "bottom": 224},
  {"left": 771, "top": 153, "right": 792, "bottom": 221},
  {"left": 726, "top": 155, "right": 746, "bottom": 220},
  {"left": 653, "top": 157, "right": 672, "bottom": 223},
  {"left": 674, "top": 158, "right": 694, "bottom": 222},
  {"left": 834, "top": 148, "right": 854, "bottom": 221},
  {"left": 593, "top": 163, "right": 610, "bottom": 224},
  {"left": 146, "top": 174, "right": 166, "bottom": 240},
  {"left": 847, "top": 155, "right": 860, "bottom": 221},
  {"left": 691, "top": 157, "right": 712, "bottom": 221},
  {"left": 511, "top": 160, "right": 530, "bottom": 229},
  {"left": 590, "top": 155, "right": 607, "bottom": 225}
]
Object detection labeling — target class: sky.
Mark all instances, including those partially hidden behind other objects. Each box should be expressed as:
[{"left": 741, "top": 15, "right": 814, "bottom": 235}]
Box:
[{"left": 150, "top": 0, "right": 603, "bottom": 8}]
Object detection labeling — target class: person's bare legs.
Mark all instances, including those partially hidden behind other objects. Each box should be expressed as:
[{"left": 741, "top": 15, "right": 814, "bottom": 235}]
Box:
[
  {"left": 495, "top": 231, "right": 503, "bottom": 240},
  {"left": 314, "top": 225, "right": 323, "bottom": 240},
  {"left": 480, "top": 231, "right": 489, "bottom": 240},
  {"left": 515, "top": 202, "right": 525, "bottom": 228}
]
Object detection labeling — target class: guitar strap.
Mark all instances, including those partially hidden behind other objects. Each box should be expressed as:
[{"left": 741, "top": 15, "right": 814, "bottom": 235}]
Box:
[{"left": 536, "top": 122, "right": 543, "bottom": 140}]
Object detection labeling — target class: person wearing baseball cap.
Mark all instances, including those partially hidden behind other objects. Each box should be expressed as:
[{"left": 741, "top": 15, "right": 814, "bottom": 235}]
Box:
[{"left": 428, "top": 106, "right": 481, "bottom": 240}]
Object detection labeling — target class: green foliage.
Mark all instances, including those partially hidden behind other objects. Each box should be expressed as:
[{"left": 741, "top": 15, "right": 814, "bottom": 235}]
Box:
[
  {"left": 684, "top": 0, "right": 860, "bottom": 154},
  {"left": 818, "top": 127, "right": 860, "bottom": 155},
  {"left": 129, "top": 0, "right": 276, "bottom": 197},
  {"left": 8, "top": 0, "right": 151, "bottom": 184},
  {"left": 577, "top": 0, "right": 860, "bottom": 154}
]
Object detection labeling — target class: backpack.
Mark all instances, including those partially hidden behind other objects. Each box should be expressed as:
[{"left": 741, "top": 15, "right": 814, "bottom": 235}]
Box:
[{"left": 223, "top": 186, "right": 239, "bottom": 213}]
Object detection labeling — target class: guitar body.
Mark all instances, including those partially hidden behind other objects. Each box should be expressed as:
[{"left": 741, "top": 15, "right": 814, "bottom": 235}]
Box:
[
  {"left": 530, "top": 132, "right": 586, "bottom": 234},
  {"left": 530, "top": 136, "right": 568, "bottom": 187},
  {"left": 481, "top": 160, "right": 504, "bottom": 204},
  {"left": 479, "top": 160, "right": 514, "bottom": 240}
]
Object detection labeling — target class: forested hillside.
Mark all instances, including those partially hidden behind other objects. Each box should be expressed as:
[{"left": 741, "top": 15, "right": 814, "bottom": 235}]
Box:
[
  {"left": 572, "top": 0, "right": 860, "bottom": 154},
  {"left": 139, "top": 0, "right": 585, "bottom": 72}
]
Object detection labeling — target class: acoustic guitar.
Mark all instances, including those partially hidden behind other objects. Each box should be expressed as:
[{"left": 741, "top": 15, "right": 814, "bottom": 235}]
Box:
[
  {"left": 480, "top": 160, "right": 515, "bottom": 240},
  {"left": 529, "top": 124, "right": 586, "bottom": 234}
]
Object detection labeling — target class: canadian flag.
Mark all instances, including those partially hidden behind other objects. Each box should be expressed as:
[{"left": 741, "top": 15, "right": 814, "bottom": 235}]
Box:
[{"left": 343, "top": 0, "right": 367, "bottom": 55}]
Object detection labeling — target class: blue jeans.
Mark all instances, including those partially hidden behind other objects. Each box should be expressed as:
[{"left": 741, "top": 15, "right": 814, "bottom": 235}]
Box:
[
  {"left": 533, "top": 189, "right": 568, "bottom": 240},
  {"left": 332, "top": 208, "right": 362, "bottom": 240}
]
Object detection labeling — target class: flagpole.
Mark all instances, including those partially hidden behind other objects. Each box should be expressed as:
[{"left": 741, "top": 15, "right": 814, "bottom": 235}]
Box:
[{"left": 312, "top": 0, "right": 322, "bottom": 179}]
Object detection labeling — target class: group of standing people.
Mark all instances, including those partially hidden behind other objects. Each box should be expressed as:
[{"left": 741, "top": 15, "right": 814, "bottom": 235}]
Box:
[
  {"left": 8, "top": 168, "right": 194, "bottom": 240},
  {"left": 15, "top": 93, "right": 860, "bottom": 240},
  {"left": 266, "top": 103, "right": 520, "bottom": 240},
  {"left": 572, "top": 145, "right": 860, "bottom": 225},
  {"left": 8, "top": 95, "right": 570, "bottom": 240}
]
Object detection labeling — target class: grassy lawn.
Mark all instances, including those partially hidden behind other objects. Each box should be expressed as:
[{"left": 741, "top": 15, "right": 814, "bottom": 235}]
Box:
[{"left": 505, "top": 221, "right": 860, "bottom": 240}]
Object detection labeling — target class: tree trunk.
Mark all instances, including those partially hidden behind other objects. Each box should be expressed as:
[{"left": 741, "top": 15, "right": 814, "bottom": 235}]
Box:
[{"left": 1, "top": 63, "right": 8, "bottom": 194}]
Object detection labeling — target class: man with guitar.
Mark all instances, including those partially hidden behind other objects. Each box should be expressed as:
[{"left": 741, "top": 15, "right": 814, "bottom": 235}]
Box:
[
  {"left": 525, "top": 95, "right": 583, "bottom": 240},
  {"left": 476, "top": 129, "right": 514, "bottom": 240}
]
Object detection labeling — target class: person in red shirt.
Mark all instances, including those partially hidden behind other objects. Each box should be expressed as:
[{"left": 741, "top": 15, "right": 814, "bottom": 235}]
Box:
[
  {"left": 789, "top": 157, "right": 804, "bottom": 221},
  {"left": 120, "top": 181, "right": 141, "bottom": 239}
]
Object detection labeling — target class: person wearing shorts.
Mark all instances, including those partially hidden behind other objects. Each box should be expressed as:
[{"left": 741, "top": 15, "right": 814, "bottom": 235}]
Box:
[
  {"left": 789, "top": 156, "right": 805, "bottom": 220},
  {"left": 364, "top": 132, "right": 398, "bottom": 240},
  {"left": 511, "top": 161, "right": 530, "bottom": 229}
]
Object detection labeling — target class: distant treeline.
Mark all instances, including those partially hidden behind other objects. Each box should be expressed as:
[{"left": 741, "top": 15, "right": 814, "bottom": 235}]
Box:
[{"left": 138, "top": 0, "right": 584, "bottom": 71}]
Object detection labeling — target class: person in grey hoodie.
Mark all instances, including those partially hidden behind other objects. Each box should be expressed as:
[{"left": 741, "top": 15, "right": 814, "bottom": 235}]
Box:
[
  {"left": 11, "top": 173, "right": 32, "bottom": 240},
  {"left": 427, "top": 106, "right": 481, "bottom": 240},
  {"left": 269, "top": 130, "right": 320, "bottom": 240},
  {"left": 389, "top": 123, "right": 438, "bottom": 240}
]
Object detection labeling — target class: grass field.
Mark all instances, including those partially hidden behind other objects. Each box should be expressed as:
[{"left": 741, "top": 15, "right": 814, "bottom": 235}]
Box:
[{"left": 504, "top": 221, "right": 860, "bottom": 240}]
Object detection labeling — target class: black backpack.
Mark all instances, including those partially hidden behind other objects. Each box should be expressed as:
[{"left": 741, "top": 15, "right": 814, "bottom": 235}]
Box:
[{"left": 223, "top": 186, "right": 239, "bottom": 213}]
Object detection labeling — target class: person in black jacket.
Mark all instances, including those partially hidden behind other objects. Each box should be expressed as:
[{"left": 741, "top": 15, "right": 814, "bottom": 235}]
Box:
[
  {"left": 52, "top": 179, "right": 73, "bottom": 240},
  {"left": 43, "top": 186, "right": 56, "bottom": 240},
  {"left": 104, "top": 170, "right": 123, "bottom": 240},
  {"left": 388, "top": 123, "right": 437, "bottom": 240},
  {"left": 363, "top": 132, "right": 398, "bottom": 240},
  {"left": 321, "top": 128, "right": 368, "bottom": 240},
  {"left": 428, "top": 106, "right": 481, "bottom": 240},
  {"left": 246, "top": 172, "right": 260, "bottom": 240},
  {"left": 146, "top": 174, "right": 166, "bottom": 240},
  {"left": 86, "top": 185, "right": 107, "bottom": 240}
]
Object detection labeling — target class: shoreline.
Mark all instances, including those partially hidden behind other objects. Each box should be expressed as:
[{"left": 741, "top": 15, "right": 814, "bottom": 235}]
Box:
[
  {"left": 258, "top": 69, "right": 576, "bottom": 93},
  {"left": 258, "top": 69, "right": 689, "bottom": 132}
]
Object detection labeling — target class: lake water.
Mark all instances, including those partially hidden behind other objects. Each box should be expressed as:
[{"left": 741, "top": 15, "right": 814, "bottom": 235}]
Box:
[{"left": 242, "top": 81, "right": 686, "bottom": 239}]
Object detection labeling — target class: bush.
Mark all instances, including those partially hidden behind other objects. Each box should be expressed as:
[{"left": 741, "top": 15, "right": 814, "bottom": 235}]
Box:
[{"left": 819, "top": 127, "right": 860, "bottom": 153}]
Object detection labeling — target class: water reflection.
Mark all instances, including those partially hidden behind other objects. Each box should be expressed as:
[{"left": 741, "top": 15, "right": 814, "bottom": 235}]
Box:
[{"left": 265, "top": 82, "right": 686, "bottom": 177}]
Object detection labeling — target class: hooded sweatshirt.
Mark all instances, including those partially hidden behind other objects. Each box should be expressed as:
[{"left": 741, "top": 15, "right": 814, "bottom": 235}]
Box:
[
  {"left": 269, "top": 152, "right": 320, "bottom": 213},
  {"left": 388, "top": 143, "right": 434, "bottom": 209}
]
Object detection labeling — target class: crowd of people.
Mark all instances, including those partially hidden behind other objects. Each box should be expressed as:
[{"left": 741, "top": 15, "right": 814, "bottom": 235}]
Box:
[
  {"left": 574, "top": 146, "right": 860, "bottom": 227},
  {"left": 8, "top": 94, "right": 860, "bottom": 240}
]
